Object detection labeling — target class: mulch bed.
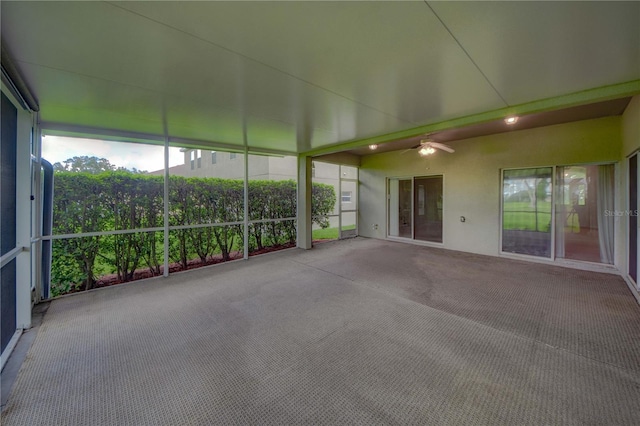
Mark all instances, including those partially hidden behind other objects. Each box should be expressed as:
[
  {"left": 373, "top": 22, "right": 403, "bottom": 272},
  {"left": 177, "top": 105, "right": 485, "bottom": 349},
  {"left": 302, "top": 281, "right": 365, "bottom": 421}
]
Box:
[{"left": 88, "top": 243, "right": 297, "bottom": 290}]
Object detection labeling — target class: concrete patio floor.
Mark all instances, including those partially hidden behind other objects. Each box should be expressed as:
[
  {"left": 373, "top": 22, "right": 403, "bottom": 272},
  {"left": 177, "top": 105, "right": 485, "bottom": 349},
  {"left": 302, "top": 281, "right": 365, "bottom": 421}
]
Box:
[{"left": 2, "top": 237, "right": 639, "bottom": 425}]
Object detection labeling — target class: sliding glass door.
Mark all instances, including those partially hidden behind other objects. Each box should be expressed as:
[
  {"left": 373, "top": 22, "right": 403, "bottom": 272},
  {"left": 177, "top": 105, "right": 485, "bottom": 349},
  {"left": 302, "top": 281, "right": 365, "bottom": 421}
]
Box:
[
  {"left": 555, "top": 165, "right": 615, "bottom": 264},
  {"left": 388, "top": 176, "right": 443, "bottom": 243},
  {"left": 501, "top": 164, "right": 615, "bottom": 264}
]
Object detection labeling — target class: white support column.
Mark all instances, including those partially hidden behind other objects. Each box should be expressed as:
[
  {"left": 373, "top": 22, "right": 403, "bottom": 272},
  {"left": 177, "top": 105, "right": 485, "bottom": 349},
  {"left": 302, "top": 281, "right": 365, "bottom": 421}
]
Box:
[
  {"left": 338, "top": 166, "right": 342, "bottom": 238},
  {"left": 297, "top": 155, "right": 312, "bottom": 249},
  {"left": 243, "top": 147, "right": 249, "bottom": 260},
  {"left": 163, "top": 119, "right": 170, "bottom": 277},
  {"left": 32, "top": 117, "right": 43, "bottom": 302},
  {"left": 16, "top": 107, "right": 33, "bottom": 329},
  {"left": 241, "top": 109, "right": 249, "bottom": 260}
]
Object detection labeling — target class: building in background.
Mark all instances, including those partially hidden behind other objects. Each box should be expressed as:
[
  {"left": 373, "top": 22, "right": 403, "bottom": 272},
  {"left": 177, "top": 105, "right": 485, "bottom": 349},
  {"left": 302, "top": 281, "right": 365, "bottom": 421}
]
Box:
[{"left": 153, "top": 150, "right": 354, "bottom": 230}]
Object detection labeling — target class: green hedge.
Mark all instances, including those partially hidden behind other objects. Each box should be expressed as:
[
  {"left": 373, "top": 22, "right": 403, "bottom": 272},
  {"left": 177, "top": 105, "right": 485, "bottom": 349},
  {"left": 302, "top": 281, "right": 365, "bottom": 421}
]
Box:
[{"left": 51, "top": 171, "right": 336, "bottom": 295}]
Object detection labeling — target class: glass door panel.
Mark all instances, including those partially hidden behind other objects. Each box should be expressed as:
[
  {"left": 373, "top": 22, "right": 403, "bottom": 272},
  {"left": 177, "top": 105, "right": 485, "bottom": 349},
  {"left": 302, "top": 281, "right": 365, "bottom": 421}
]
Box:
[
  {"left": 388, "top": 179, "right": 412, "bottom": 238},
  {"left": 630, "top": 154, "right": 638, "bottom": 282},
  {"left": 555, "top": 165, "right": 614, "bottom": 264},
  {"left": 502, "top": 168, "right": 552, "bottom": 257},
  {"left": 414, "top": 177, "right": 443, "bottom": 242}
]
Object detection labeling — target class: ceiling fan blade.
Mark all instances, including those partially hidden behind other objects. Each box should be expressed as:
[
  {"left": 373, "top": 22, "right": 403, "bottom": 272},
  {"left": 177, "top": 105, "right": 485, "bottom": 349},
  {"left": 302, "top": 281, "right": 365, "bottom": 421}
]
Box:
[
  {"left": 400, "top": 144, "right": 422, "bottom": 154},
  {"left": 429, "top": 142, "right": 455, "bottom": 153}
]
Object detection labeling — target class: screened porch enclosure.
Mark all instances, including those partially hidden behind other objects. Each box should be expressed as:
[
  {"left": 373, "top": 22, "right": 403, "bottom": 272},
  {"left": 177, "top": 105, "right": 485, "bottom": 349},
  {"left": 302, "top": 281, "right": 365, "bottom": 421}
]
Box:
[
  {"left": 41, "top": 136, "right": 352, "bottom": 298},
  {"left": 1, "top": 4, "right": 639, "bottom": 416},
  {"left": 311, "top": 162, "right": 358, "bottom": 242},
  {"left": 1, "top": 93, "right": 18, "bottom": 355}
]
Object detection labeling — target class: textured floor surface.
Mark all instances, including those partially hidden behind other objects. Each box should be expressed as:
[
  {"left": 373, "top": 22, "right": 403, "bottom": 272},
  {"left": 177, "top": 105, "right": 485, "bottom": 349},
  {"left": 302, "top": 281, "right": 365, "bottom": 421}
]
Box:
[{"left": 2, "top": 238, "right": 640, "bottom": 425}]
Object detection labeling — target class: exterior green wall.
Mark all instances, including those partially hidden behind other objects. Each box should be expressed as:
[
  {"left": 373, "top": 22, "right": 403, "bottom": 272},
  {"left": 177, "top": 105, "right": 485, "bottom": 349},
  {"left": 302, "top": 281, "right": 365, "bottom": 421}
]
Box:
[{"left": 359, "top": 116, "right": 624, "bottom": 266}]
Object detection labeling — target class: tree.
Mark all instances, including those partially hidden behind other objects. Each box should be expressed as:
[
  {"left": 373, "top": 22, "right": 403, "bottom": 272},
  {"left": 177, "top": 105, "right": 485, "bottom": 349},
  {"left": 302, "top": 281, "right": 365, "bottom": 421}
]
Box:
[
  {"left": 101, "top": 172, "right": 163, "bottom": 281},
  {"left": 51, "top": 173, "right": 107, "bottom": 291},
  {"left": 53, "top": 156, "right": 116, "bottom": 174},
  {"left": 53, "top": 156, "right": 148, "bottom": 174},
  {"left": 312, "top": 183, "right": 337, "bottom": 229}
]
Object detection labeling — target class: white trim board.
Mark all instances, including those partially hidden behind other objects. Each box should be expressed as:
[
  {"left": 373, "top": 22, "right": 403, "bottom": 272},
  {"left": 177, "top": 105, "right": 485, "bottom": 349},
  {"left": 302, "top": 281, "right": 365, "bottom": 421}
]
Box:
[{"left": 0, "top": 330, "right": 22, "bottom": 373}]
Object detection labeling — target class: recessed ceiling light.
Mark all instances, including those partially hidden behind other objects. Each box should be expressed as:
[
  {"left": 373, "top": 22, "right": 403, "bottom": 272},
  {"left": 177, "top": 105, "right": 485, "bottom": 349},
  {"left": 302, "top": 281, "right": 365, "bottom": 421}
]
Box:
[
  {"left": 504, "top": 116, "right": 518, "bottom": 125},
  {"left": 369, "top": 144, "right": 378, "bottom": 150}
]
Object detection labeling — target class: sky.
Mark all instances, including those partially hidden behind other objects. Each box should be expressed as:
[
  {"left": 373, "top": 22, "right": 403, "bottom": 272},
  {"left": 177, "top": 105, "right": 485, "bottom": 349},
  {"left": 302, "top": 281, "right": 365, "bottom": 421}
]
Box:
[{"left": 41, "top": 136, "right": 184, "bottom": 172}]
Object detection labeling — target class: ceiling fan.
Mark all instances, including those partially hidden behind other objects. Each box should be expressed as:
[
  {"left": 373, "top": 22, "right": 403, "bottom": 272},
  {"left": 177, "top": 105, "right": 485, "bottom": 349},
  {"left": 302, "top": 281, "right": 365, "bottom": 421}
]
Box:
[{"left": 403, "top": 136, "right": 455, "bottom": 156}]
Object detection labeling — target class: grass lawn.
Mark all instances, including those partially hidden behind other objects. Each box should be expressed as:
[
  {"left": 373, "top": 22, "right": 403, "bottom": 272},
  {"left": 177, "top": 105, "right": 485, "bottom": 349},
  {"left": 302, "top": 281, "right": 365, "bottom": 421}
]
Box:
[
  {"left": 503, "top": 201, "right": 551, "bottom": 231},
  {"left": 312, "top": 224, "right": 356, "bottom": 240}
]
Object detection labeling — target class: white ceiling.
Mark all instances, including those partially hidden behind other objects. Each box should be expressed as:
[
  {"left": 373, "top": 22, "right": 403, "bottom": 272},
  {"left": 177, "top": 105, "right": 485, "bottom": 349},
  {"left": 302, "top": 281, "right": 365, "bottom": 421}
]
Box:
[{"left": 2, "top": 1, "right": 639, "bottom": 154}]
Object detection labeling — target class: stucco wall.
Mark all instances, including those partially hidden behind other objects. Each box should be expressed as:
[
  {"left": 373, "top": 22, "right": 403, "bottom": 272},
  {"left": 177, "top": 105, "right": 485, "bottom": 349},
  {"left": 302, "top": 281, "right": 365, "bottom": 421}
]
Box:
[
  {"left": 623, "top": 95, "right": 640, "bottom": 157},
  {"left": 359, "top": 116, "right": 623, "bottom": 261},
  {"left": 621, "top": 95, "right": 639, "bottom": 282}
]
